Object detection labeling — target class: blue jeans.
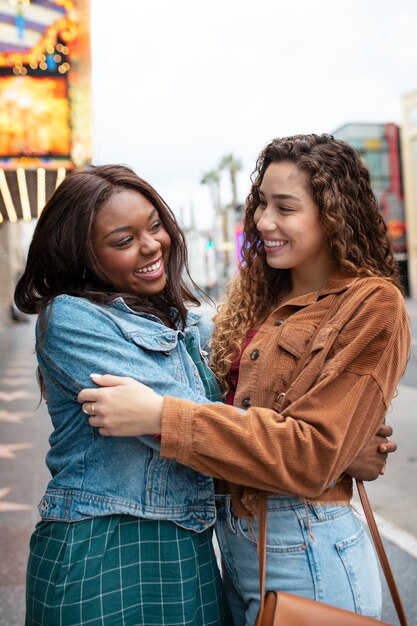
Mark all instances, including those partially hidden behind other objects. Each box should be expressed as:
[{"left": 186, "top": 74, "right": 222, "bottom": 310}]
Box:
[{"left": 215, "top": 494, "right": 382, "bottom": 626}]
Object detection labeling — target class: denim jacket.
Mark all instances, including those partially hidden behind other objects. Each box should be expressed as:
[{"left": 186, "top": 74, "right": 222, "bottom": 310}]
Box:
[{"left": 36, "top": 294, "right": 218, "bottom": 532}]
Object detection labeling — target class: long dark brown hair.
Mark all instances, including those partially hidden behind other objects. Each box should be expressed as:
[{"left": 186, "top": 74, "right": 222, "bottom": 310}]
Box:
[
  {"left": 14, "top": 164, "right": 201, "bottom": 335},
  {"left": 211, "top": 133, "right": 403, "bottom": 393}
]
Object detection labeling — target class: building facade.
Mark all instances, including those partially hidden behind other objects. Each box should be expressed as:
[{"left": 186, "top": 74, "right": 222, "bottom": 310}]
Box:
[
  {"left": 0, "top": 0, "right": 92, "bottom": 325},
  {"left": 333, "top": 122, "right": 409, "bottom": 294},
  {"left": 401, "top": 90, "right": 417, "bottom": 299}
]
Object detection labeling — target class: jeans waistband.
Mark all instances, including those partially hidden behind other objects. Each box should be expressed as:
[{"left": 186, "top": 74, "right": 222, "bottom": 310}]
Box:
[{"left": 215, "top": 493, "right": 351, "bottom": 523}]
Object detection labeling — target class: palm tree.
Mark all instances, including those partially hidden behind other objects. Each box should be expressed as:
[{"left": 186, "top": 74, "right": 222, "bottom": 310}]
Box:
[
  {"left": 201, "top": 170, "right": 221, "bottom": 212},
  {"left": 219, "top": 153, "right": 242, "bottom": 208}
]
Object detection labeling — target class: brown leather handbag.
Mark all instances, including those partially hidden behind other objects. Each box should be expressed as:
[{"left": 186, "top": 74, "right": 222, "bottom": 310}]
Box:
[{"left": 254, "top": 482, "right": 409, "bottom": 626}]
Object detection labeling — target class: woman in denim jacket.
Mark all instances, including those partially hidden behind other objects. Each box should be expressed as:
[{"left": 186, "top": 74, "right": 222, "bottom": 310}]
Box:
[
  {"left": 14, "top": 165, "right": 232, "bottom": 626},
  {"left": 77, "top": 136, "right": 410, "bottom": 625}
]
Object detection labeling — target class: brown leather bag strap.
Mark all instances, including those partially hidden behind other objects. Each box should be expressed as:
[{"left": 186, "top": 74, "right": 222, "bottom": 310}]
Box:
[
  {"left": 257, "top": 491, "right": 268, "bottom": 617},
  {"left": 356, "top": 480, "right": 408, "bottom": 626},
  {"left": 257, "top": 486, "right": 409, "bottom": 626}
]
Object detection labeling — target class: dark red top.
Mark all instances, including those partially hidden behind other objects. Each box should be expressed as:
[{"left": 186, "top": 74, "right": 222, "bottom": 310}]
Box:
[{"left": 225, "top": 329, "right": 258, "bottom": 405}]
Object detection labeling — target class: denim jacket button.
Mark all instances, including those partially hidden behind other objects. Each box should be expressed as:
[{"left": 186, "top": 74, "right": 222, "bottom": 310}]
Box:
[
  {"left": 39, "top": 498, "right": 49, "bottom": 512},
  {"left": 250, "top": 349, "right": 260, "bottom": 360},
  {"left": 242, "top": 396, "right": 251, "bottom": 408},
  {"left": 275, "top": 319, "right": 284, "bottom": 326}
]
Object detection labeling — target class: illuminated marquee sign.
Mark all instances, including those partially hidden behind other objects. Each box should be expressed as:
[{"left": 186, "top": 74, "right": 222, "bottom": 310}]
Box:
[{"left": 0, "top": 75, "right": 70, "bottom": 157}]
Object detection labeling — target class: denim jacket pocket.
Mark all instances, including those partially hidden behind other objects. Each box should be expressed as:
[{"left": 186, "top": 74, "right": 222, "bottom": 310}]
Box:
[{"left": 128, "top": 330, "right": 180, "bottom": 353}]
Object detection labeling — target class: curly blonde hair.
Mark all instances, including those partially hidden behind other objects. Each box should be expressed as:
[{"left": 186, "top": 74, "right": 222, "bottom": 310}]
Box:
[{"left": 210, "top": 133, "right": 402, "bottom": 395}]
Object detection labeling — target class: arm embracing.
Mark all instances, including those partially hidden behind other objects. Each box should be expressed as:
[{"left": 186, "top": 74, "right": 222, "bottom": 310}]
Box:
[
  {"left": 39, "top": 298, "right": 214, "bottom": 449},
  {"left": 160, "top": 285, "right": 410, "bottom": 497}
]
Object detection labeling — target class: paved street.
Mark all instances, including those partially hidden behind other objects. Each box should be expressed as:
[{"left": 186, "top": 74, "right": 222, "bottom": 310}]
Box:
[{"left": 0, "top": 302, "right": 416, "bottom": 625}]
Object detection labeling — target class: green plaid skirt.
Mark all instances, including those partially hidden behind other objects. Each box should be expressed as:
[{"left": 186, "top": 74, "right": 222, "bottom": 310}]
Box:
[{"left": 26, "top": 515, "right": 231, "bottom": 626}]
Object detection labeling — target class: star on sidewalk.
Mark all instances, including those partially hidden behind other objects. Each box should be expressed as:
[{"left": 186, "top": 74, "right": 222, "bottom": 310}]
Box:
[
  {"left": 6, "top": 368, "right": 34, "bottom": 376},
  {"left": 0, "top": 410, "right": 33, "bottom": 423},
  {"left": 0, "top": 487, "right": 31, "bottom": 512},
  {"left": 0, "top": 442, "right": 34, "bottom": 459},
  {"left": 0, "top": 377, "right": 33, "bottom": 387},
  {"left": 0, "top": 390, "right": 36, "bottom": 402}
]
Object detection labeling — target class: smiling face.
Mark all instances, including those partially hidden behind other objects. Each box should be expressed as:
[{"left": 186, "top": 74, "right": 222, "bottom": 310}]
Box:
[
  {"left": 92, "top": 189, "right": 171, "bottom": 297},
  {"left": 253, "top": 161, "right": 334, "bottom": 288}
]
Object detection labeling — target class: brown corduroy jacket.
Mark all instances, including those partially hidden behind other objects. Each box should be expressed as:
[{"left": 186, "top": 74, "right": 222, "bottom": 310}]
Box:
[{"left": 160, "top": 274, "right": 411, "bottom": 516}]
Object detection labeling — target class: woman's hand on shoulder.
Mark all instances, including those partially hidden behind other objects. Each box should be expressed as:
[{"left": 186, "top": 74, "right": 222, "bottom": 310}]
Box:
[{"left": 78, "top": 374, "right": 163, "bottom": 437}]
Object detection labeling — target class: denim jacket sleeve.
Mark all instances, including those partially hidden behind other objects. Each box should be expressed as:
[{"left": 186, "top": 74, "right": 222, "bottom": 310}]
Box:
[{"left": 37, "top": 296, "right": 216, "bottom": 450}]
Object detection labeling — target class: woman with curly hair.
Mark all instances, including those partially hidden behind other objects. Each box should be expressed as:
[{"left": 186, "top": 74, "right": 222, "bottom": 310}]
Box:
[{"left": 78, "top": 135, "right": 410, "bottom": 625}]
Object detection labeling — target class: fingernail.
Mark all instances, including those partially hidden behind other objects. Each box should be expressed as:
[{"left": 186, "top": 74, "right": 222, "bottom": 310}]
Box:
[{"left": 90, "top": 373, "right": 102, "bottom": 379}]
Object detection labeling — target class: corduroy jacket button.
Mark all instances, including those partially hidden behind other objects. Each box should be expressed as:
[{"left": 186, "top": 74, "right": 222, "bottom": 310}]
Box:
[
  {"left": 250, "top": 349, "right": 260, "bottom": 360},
  {"left": 274, "top": 319, "right": 284, "bottom": 326},
  {"left": 242, "top": 397, "right": 251, "bottom": 408}
]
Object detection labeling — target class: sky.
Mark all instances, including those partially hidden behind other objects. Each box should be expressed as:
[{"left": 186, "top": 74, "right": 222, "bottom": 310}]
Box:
[{"left": 89, "top": 0, "right": 417, "bottom": 230}]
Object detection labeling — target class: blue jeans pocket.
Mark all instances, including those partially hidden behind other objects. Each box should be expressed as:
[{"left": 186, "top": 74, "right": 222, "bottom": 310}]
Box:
[
  {"left": 336, "top": 525, "right": 382, "bottom": 618},
  {"left": 238, "top": 520, "right": 307, "bottom": 554},
  {"left": 237, "top": 514, "right": 308, "bottom": 554}
]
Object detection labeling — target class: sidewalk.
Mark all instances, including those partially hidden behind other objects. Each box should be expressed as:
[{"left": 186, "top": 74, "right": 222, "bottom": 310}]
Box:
[
  {"left": 0, "top": 304, "right": 416, "bottom": 624},
  {"left": 406, "top": 296, "right": 417, "bottom": 314},
  {"left": 0, "top": 317, "right": 50, "bottom": 625}
]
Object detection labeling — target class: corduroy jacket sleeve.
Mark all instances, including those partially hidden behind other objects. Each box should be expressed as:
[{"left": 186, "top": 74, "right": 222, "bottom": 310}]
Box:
[{"left": 160, "top": 282, "right": 411, "bottom": 499}]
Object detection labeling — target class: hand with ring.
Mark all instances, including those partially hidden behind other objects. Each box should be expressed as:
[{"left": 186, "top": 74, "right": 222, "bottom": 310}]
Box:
[
  {"left": 78, "top": 373, "right": 163, "bottom": 436},
  {"left": 82, "top": 402, "right": 96, "bottom": 416}
]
